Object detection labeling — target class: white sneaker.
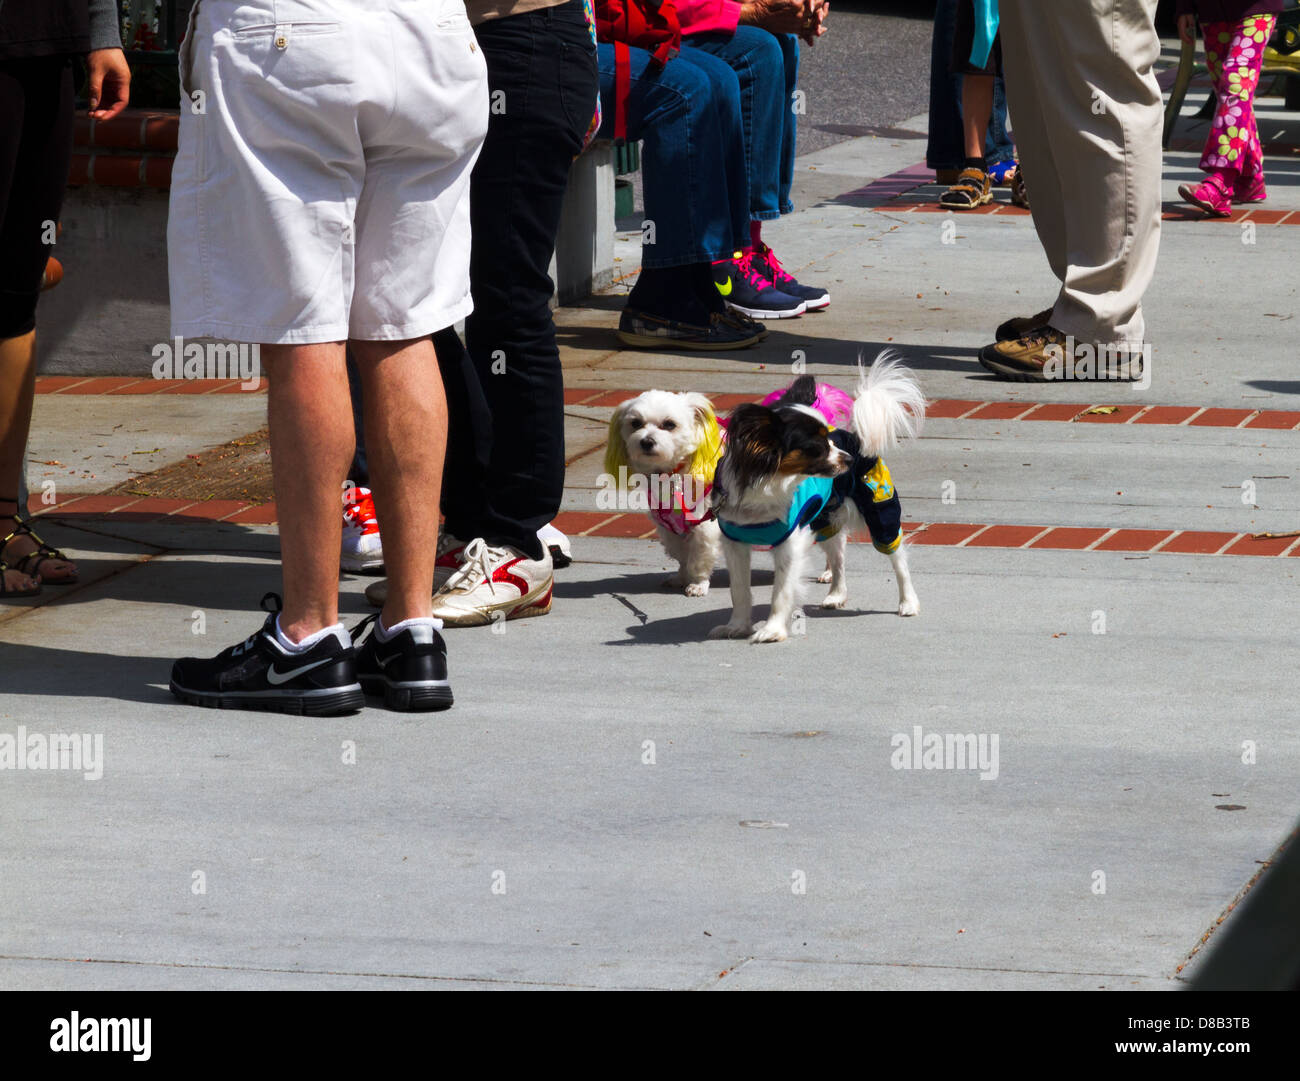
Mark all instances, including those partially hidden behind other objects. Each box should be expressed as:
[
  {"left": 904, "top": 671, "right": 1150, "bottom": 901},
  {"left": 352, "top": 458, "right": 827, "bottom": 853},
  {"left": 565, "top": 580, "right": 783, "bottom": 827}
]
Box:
[
  {"left": 537, "top": 522, "right": 571, "bottom": 568},
  {"left": 430, "top": 537, "right": 554, "bottom": 627},
  {"left": 363, "top": 532, "right": 467, "bottom": 608},
  {"left": 341, "top": 482, "right": 383, "bottom": 573}
]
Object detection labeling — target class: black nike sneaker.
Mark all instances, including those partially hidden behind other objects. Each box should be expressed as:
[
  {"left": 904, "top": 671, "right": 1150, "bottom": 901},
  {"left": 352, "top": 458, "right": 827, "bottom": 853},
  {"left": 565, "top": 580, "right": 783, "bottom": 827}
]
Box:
[
  {"left": 351, "top": 613, "right": 453, "bottom": 712},
  {"left": 170, "top": 593, "right": 363, "bottom": 715}
]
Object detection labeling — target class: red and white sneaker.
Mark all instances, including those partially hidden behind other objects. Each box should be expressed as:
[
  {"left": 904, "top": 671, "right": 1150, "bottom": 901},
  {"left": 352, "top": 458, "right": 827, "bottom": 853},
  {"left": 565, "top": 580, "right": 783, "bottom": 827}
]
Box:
[
  {"left": 430, "top": 538, "right": 553, "bottom": 627},
  {"left": 341, "top": 482, "right": 383, "bottom": 573},
  {"left": 363, "top": 532, "right": 467, "bottom": 608},
  {"left": 434, "top": 532, "right": 469, "bottom": 588}
]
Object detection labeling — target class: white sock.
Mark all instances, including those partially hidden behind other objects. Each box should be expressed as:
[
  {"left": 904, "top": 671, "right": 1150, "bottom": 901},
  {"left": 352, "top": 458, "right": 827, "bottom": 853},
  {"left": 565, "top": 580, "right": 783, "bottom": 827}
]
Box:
[
  {"left": 377, "top": 615, "right": 443, "bottom": 643},
  {"left": 274, "top": 616, "right": 346, "bottom": 653}
]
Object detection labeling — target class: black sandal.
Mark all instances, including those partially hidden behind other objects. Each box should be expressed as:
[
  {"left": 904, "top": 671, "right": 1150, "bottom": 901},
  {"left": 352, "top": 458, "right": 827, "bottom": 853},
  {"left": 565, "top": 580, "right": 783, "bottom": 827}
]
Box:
[{"left": 1, "top": 500, "right": 77, "bottom": 585}]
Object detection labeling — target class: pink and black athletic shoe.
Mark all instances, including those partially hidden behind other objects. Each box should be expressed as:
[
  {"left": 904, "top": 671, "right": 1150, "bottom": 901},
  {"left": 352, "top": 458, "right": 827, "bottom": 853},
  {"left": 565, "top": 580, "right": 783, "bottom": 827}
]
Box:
[
  {"left": 714, "top": 250, "right": 806, "bottom": 319},
  {"left": 752, "top": 242, "right": 830, "bottom": 311}
]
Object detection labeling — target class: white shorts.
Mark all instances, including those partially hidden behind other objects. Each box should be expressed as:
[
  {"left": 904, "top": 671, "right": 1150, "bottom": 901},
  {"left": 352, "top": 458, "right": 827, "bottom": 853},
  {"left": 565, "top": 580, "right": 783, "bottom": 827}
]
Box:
[{"left": 168, "top": 0, "right": 489, "bottom": 343}]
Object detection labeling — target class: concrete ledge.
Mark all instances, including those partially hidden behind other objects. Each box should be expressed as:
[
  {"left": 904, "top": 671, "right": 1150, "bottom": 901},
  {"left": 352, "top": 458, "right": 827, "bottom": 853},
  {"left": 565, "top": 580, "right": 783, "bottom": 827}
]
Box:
[{"left": 551, "top": 141, "right": 616, "bottom": 306}]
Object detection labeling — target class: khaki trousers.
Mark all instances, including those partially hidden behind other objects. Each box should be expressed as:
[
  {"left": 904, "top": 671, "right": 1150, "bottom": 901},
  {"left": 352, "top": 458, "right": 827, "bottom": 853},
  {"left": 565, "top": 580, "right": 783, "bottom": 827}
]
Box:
[{"left": 999, "top": 0, "right": 1163, "bottom": 346}]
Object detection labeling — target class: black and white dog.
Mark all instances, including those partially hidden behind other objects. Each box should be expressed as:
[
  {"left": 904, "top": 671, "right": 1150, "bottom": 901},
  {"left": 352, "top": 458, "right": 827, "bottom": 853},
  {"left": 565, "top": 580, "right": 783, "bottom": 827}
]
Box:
[{"left": 708, "top": 356, "right": 925, "bottom": 643}]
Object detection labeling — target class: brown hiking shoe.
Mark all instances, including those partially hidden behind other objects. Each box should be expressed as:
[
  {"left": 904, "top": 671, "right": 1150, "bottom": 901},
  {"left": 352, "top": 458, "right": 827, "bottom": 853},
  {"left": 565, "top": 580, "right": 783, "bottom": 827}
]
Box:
[
  {"left": 938, "top": 167, "right": 992, "bottom": 210},
  {"left": 995, "top": 307, "right": 1054, "bottom": 342},
  {"left": 978, "top": 326, "right": 1071, "bottom": 382}
]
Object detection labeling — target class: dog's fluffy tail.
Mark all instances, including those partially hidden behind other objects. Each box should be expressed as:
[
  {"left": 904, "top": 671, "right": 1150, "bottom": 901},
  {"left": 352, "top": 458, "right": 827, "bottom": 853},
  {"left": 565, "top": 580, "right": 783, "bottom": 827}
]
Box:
[{"left": 851, "top": 349, "right": 926, "bottom": 457}]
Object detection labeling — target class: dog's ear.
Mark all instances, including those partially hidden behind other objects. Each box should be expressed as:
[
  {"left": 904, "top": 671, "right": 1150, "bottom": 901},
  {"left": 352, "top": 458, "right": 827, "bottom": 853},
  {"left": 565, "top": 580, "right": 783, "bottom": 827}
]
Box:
[
  {"left": 683, "top": 393, "right": 723, "bottom": 483},
  {"left": 775, "top": 375, "right": 818, "bottom": 409},
  {"left": 604, "top": 401, "right": 631, "bottom": 485},
  {"left": 724, "top": 404, "right": 783, "bottom": 490}
]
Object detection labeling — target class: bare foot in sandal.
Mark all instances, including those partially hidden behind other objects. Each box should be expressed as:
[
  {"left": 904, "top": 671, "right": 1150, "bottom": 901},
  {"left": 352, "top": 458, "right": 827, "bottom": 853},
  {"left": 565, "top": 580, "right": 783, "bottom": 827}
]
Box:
[
  {"left": 1, "top": 564, "right": 41, "bottom": 597},
  {"left": 1, "top": 500, "right": 77, "bottom": 584}
]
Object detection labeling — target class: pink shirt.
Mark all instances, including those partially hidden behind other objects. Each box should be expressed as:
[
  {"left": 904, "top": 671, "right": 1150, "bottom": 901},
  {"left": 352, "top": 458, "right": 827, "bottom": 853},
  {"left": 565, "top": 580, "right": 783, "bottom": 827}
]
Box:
[{"left": 674, "top": 0, "right": 743, "bottom": 36}]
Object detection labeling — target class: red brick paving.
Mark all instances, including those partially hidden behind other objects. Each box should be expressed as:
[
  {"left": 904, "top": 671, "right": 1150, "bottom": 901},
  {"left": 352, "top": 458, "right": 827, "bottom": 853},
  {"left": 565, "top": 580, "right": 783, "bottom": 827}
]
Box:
[
  {"left": 1022, "top": 403, "right": 1086, "bottom": 421},
  {"left": 223, "top": 504, "right": 279, "bottom": 525},
  {"left": 34, "top": 379, "right": 1300, "bottom": 436},
  {"left": 1159, "top": 531, "right": 1239, "bottom": 555},
  {"left": 551, "top": 511, "right": 619, "bottom": 536},
  {"left": 1073, "top": 405, "right": 1145, "bottom": 423},
  {"left": 1223, "top": 533, "right": 1300, "bottom": 557},
  {"left": 963, "top": 524, "right": 1047, "bottom": 548},
  {"left": 907, "top": 523, "right": 986, "bottom": 546},
  {"left": 967, "top": 401, "right": 1037, "bottom": 420},
  {"left": 1189, "top": 408, "right": 1256, "bottom": 428},
  {"left": 1244, "top": 411, "right": 1300, "bottom": 430},
  {"left": 1132, "top": 406, "right": 1202, "bottom": 425},
  {"left": 1029, "top": 527, "right": 1110, "bottom": 550},
  {"left": 1094, "top": 529, "right": 1175, "bottom": 552},
  {"left": 925, "top": 399, "right": 983, "bottom": 418}
]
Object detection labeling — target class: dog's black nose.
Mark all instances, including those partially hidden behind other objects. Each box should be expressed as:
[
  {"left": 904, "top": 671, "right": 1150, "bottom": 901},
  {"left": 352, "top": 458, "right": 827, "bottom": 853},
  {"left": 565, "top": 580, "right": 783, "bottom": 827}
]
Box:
[{"left": 640, "top": 437, "right": 656, "bottom": 452}]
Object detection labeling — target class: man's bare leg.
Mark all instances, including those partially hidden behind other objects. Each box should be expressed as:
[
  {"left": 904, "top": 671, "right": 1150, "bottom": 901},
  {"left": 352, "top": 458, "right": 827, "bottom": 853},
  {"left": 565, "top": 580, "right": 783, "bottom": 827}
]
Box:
[
  {"left": 262, "top": 342, "right": 353, "bottom": 641},
  {"left": 352, "top": 336, "right": 445, "bottom": 630}
]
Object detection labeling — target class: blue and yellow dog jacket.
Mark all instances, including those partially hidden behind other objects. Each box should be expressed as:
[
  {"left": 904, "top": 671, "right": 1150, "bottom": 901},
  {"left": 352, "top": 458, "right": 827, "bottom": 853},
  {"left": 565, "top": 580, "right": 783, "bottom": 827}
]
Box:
[{"left": 716, "top": 428, "right": 903, "bottom": 553}]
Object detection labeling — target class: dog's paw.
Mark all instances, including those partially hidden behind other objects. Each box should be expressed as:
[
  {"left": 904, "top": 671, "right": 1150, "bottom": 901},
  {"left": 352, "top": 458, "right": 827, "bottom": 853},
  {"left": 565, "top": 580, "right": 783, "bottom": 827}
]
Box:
[
  {"left": 684, "top": 580, "right": 710, "bottom": 597},
  {"left": 708, "top": 623, "right": 752, "bottom": 640},
  {"left": 749, "top": 622, "right": 789, "bottom": 644},
  {"left": 898, "top": 595, "right": 920, "bottom": 617},
  {"left": 816, "top": 569, "right": 833, "bottom": 584},
  {"left": 821, "top": 592, "right": 848, "bottom": 610}
]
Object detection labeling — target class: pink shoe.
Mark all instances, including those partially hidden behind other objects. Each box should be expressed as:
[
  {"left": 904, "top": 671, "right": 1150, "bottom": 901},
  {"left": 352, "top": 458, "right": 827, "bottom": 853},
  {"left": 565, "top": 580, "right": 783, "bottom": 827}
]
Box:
[
  {"left": 1178, "top": 175, "right": 1232, "bottom": 218},
  {"left": 1235, "top": 174, "right": 1267, "bottom": 203}
]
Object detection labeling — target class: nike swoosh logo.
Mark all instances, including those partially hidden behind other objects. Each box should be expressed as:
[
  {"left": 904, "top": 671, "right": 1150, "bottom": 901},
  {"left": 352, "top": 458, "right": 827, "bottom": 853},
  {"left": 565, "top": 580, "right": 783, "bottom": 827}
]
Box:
[
  {"left": 266, "top": 658, "right": 334, "bottom": 685},
  {"left": 715, "top": 277, "right": 732, "bottom": 297}
]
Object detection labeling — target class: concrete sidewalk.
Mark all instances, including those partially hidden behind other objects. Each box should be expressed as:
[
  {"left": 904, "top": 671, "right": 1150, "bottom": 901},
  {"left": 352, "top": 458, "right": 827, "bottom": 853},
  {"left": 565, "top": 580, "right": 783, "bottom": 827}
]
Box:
[{"left": 1, "top": 61, "right": 1297, "bottom": 990}]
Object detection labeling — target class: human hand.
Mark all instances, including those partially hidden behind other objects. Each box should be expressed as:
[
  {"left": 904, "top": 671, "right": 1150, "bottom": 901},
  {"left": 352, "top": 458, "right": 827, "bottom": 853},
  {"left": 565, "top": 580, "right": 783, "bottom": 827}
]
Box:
[
  {"left": 800, "top": 0, "right": 829, "bottom": 47},
  {"left": 1177, "top": 13, "right": 1196, "bottom": 46},
  {"left": 87, "top": 47, "right": 131, "bottom": 121},
  {"left": 741, "top": 0, "right": 819, "bottom": 40}
]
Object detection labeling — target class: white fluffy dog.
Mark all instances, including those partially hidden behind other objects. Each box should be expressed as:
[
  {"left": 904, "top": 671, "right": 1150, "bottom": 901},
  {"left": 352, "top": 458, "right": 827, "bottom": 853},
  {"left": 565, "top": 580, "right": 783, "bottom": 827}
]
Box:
[{"left": 604, "top": 390, "right": 725, "bottom": 596}]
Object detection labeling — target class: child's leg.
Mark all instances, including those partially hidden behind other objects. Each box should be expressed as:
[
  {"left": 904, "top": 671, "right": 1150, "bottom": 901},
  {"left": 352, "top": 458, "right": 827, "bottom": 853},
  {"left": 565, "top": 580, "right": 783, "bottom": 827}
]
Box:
[
  {"left": 1233, "top": 15, "right": 1277, "bottom": 185},
  {"left": 1201, "top": 17, "right": 1276, "bottom": 185},
  {"left": 962, "top": 74, "right": 995, "bottom": 163}
]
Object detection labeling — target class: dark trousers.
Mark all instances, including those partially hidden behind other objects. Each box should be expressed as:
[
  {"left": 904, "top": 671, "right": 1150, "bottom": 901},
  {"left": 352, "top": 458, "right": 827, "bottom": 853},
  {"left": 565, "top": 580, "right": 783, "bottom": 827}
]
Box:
[
  {"left": 926, "top": 0, "right": 1013, "bottom": 170},
  {"left": 0, "top": 56, "right": 74, "bottom": 338},
  {"left": 350, "top": 0, "right": 597, "bottom": 561}
]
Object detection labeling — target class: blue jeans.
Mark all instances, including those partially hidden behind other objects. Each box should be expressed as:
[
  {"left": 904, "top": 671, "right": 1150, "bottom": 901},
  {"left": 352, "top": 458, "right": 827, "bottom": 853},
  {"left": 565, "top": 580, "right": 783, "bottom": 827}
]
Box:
[
  {"left": 597, "top": 42, "right": 749, "bottom": 267},
  {"left": 685, "top": 28, "right": 798, "bottom": 220},
  {"left": 927, "top": 0, "right": 1013, "bottom": 169}
]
